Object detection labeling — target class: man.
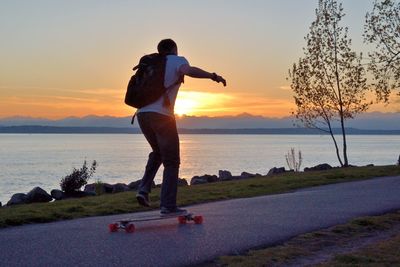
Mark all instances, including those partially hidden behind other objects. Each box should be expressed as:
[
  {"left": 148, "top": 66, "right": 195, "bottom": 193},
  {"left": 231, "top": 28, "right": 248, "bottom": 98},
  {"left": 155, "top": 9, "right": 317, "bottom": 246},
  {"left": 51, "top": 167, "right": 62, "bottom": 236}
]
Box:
[{"left": 136, "top": 39, "right": 226, "bottom": 215}]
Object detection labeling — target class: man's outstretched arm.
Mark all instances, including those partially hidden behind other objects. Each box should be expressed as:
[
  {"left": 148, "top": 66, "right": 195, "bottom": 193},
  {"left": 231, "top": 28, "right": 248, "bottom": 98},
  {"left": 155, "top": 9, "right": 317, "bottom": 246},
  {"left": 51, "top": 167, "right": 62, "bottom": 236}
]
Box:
[{"left": 179, "top": 64, "right": 227, "bottom": 86}]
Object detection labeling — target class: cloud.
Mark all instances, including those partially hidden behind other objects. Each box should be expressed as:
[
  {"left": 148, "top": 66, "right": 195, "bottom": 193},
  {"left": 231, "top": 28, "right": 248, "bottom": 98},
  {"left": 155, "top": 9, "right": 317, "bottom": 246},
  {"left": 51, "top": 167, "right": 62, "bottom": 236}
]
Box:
[{"left": 279, "top": 85, "right": 291, "bottom": 91}]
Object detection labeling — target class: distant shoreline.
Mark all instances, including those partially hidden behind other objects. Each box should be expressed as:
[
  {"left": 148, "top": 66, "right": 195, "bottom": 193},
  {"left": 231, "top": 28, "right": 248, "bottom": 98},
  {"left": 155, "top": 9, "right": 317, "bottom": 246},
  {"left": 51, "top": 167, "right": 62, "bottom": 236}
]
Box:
[{"left": 1, "top": 126, "right": 400, "bottom": 135}]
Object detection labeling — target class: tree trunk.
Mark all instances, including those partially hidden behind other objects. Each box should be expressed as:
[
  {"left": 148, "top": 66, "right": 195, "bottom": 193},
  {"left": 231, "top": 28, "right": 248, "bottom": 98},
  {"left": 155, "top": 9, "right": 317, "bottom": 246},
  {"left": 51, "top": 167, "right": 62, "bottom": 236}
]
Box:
[
  {"left": 327, "top": 120, "right": 344, "bottom": 167},
  {"left": 339, "top": 112, "right": 349, "bottom": 167},
  {"left": 333, "top": 16, "right": 349, "bottom": 167}
]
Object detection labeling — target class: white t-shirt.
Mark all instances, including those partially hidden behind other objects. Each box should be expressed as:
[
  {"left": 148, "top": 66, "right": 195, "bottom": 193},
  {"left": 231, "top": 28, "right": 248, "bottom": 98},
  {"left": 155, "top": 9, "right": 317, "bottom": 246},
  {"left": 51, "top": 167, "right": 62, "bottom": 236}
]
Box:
[{"left": 137, "top": 55, "right": 189, "bottom": 117}]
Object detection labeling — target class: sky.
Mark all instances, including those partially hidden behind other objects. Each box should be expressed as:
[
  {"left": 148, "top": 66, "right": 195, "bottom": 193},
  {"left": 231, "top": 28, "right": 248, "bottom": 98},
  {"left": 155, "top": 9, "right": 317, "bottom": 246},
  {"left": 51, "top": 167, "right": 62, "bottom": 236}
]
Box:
[{"left": 0, "top": 0, "right": 398, "bottom": 119}]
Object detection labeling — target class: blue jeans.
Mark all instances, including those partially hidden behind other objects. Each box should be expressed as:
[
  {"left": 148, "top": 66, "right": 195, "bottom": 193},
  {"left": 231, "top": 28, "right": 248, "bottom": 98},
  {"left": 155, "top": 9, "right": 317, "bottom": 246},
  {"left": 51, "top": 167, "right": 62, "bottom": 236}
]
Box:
[{"left": 137, "top": 112, "right": 180, "bottom": 209}]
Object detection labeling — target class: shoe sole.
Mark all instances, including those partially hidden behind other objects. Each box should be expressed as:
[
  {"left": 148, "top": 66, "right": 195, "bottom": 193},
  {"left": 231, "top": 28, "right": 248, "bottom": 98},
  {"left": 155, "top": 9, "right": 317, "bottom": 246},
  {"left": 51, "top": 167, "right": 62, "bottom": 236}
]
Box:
[{"left": 136, "top": 195, "right": 150, "bottom": 207}]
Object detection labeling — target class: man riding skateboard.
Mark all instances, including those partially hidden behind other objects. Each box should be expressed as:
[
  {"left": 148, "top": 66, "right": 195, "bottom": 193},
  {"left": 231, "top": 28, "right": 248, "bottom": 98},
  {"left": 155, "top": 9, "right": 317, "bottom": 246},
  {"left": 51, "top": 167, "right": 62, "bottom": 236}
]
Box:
[{"left": 135, "top": 39, "right": 226, "bottom": 215}]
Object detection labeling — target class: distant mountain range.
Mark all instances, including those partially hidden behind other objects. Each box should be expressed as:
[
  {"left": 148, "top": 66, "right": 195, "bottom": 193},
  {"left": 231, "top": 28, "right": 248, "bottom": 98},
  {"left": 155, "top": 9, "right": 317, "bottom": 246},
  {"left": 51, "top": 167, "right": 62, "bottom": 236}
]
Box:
[{"left": 0, "top": 112, "right": 399, "bottom": 130}]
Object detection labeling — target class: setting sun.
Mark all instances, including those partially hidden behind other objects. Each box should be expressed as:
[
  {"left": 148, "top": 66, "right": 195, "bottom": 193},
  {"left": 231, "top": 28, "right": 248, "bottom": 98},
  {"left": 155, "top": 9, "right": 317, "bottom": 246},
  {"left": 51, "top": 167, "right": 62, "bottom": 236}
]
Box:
[
  {"left": 174, "top": 91, "right": 233, "bottom": 116},
  {"left": 174, "top": 96, "right": 198, "bottom": 116}
]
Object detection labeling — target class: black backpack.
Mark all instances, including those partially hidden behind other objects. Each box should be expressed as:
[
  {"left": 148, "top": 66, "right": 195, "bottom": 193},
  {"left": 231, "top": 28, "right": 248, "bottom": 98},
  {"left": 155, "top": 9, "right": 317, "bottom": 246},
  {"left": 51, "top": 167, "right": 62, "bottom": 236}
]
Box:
[{"left": 125, "top": 53, "right": 168, "bottom": 109}]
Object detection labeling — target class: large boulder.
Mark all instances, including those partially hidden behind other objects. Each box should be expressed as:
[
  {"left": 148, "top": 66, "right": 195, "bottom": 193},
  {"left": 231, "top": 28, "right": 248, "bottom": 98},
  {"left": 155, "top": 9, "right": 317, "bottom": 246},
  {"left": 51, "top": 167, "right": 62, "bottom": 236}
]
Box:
[
  {"left": 86, "top": 183, "right": 114, "bottom": 194},
  {"left": 7, "top": 193, "right": 29, "bottom": 206},
  {"left": 219, "top": 170, "right": 232, "bottom": 180},
  {"left": 102, "top": 183, "right": 114, "bottom": 193},
  {"left": 128, "top": 180, "right": 141, "bottom": 190},
  {"left": 304, "top": 163, "right": 332, "bottom": 172},
  {"left": 190, "top": 174, "right": 218, "bottom": 185},
  {"left": 51, "top": 189, "right": 65, "bottom": 200},
  {"left": 128, "top": 180, "right": 156, "bottom": 190},
  {"left": 84, "top": 183, "right": 96, "bottom": 193},
  {"left": 26, "top": 187, "right": 53, "bottom": 203},
  {"left": 64, "top": 191, "right": 96, "bottom": 198},
  {"left": 240, "top": 172, "right": 257, "bottom": 179},
  {"left": 190, "top": 176, "right": 208, "bottom": 185},
  {"left": 112, "top": 183, "right": 130, "bottom": 193},
  {"left": 267, "top": 167, "right": 286, "bottom": 176},
  {"left": 178, "top": 178, "right": 188, "bottom": 186}
]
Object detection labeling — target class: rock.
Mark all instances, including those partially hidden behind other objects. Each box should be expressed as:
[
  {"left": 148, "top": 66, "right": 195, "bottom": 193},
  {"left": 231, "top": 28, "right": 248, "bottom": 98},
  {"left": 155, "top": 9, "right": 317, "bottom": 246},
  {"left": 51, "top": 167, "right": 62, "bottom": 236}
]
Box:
[
  {"left": 7, "top": 193, "right": 29, "bottom": 206},
  {"left": 219, "top": 170, "right": 232, "bottom": 180},
  {"left": 112, "top": 183, "right": 130, "bottom": 193},
  {"left": 240, "top": 172, "right": 256, "bottom": 179},
  {"left": 205, "top": 175, "right": 218, "bottom": 183},
  {"left": 64, "top": 191, "right": 96, "bottom": 198},
  {"left": 190, "top": 174, "right": 218, "bottom": 185},
  {"left": 304, "top": 163, "right": 332, "bottom": 172},
  {"left": 84, "top": 183, "right": 96, "bottom": 193},
  {"left": 26, "top": 187, "right": 53, "bottom": 203},
  {"left": 128, "top": 180, "right": 156, "bottom": 191},
  {"left": 128, "top": 180, "right": 141, "bottom": 190},
  {"left": 178, "top": 178, "right": 188, "bottom": 186},
  {"left": 267, "top": 167, "right": 286, "bottom": 175},
  {"left": 103, "top": 183, "right": 114, "bottom": 193},
  {"left": 51, "top": 189, "right": 65, "bottom": 200},
  {"left": 190, "top": 176, "right": 208, "bottom": 185}
]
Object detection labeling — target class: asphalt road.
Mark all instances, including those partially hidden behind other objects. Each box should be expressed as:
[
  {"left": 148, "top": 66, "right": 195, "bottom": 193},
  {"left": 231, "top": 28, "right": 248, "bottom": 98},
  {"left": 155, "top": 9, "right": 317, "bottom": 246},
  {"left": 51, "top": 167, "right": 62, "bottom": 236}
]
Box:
[{"left": 1, "top": 175, "right": 399, "bottom": 267}]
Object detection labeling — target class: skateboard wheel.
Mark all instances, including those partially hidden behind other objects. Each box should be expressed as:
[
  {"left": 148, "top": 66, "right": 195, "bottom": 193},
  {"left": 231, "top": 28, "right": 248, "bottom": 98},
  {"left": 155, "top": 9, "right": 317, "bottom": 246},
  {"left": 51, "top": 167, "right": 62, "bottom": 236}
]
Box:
[
  {"left": 125, "top": 223, "right": 135, "bottom": 233},
  {"left": 178, "top": 216, "right": 187, "bottom": 224},
  {"left": 109, "top": 223, "right": 119, "bottom": 232},
  {"left": 194, "top": 216, "right": 203, "bottom": 224}
]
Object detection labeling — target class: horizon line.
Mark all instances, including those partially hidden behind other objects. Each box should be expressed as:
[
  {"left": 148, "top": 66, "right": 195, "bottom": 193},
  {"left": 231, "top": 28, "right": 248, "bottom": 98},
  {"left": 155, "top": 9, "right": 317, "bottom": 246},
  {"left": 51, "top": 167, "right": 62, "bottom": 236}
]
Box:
[{"left": 1, "top": 111, "right": 399, "bottom": 121}]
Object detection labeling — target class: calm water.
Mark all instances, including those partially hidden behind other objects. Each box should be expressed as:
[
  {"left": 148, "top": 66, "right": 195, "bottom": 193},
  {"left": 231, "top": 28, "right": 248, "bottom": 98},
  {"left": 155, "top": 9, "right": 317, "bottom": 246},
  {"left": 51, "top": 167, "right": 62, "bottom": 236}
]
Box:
[{"left": 0, "top": 134, "right": 399, "bottom": 203}]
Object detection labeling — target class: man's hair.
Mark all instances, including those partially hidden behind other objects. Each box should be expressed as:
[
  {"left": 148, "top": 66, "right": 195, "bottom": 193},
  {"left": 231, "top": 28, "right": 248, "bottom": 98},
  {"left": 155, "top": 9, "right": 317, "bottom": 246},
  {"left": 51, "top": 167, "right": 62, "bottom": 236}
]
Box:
[{"left": 157, "top": 39, "right": 177, "bottom": 55}]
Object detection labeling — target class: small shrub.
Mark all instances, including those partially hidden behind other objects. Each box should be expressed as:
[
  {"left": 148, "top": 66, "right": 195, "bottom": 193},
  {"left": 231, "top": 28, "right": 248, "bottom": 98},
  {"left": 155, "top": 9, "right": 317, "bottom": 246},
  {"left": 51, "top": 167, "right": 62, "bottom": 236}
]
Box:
[
  {"left": 60, "top": 160, "right": 97, "bottom": 193},
  {"left": 285, "top": 148, "right": 302, "bottom": 172},
  {"left": 94, "top": 179, "right": 104, "bottom": 195}
]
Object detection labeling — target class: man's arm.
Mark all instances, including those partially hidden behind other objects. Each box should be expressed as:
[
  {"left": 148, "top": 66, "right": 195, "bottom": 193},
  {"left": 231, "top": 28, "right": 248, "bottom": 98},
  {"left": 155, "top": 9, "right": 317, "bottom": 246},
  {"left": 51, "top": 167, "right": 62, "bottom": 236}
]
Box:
[{"left": 179, "top": 64, "right": 227, "bottom": 86}]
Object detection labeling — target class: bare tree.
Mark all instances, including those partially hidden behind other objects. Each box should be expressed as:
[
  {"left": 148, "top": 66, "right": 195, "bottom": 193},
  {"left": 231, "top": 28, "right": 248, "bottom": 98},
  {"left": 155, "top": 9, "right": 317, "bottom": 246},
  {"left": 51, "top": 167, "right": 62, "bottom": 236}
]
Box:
[
  {"left": 364, "top": 0, "right": 400, "bottom": 103},
  {"left": 289, "top": 0, "right": 370, "bottom": 167}
]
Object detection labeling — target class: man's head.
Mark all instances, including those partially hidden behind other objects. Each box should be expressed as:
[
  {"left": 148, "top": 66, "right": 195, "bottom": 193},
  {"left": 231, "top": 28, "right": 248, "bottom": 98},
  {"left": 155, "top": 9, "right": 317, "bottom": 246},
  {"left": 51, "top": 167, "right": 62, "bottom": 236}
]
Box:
[{"left": 157, "top": 39, "right": 178, "bottom": 56}]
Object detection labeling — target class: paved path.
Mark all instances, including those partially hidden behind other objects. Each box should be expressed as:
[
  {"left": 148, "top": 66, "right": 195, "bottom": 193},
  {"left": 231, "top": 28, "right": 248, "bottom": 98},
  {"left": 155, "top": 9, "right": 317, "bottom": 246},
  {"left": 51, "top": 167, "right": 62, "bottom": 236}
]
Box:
[{"left": 1, "top": 176, "right": 400, "bottom": 267}]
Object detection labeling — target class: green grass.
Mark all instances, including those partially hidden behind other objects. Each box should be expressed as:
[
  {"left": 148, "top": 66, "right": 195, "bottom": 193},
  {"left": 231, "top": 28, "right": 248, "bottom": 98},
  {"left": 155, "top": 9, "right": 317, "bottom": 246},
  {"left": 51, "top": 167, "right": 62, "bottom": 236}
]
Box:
[
  {"left": 212, "top": 209, "right": 400, "bottom": 267},
  {"left": 0, "top": 165, "right": 399, "bottom": 228},
  {"left": 321, "top": 234, "right": 400, "bottom": 266}
]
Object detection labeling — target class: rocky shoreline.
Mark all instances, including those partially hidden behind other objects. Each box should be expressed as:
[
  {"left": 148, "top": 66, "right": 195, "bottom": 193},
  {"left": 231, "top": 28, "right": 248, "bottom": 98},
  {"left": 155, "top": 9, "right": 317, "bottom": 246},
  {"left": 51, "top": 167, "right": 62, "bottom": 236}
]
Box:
[{"left": 0, "top": 163, "right": 340, "bottom": 208}]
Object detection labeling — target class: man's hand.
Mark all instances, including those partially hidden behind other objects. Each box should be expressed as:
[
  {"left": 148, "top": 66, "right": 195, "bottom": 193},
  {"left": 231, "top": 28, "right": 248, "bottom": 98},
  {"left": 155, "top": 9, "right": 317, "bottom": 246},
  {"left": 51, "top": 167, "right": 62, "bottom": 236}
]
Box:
[{"left": 212, "top": 73, "right": 227, "bottom": 87}]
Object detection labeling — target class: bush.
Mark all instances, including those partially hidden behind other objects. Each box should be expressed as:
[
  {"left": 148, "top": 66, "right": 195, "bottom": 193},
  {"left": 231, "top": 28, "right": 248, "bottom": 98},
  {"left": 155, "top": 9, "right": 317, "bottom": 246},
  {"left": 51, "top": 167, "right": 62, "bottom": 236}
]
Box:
[
  {"left": 285, "top": 148, "right": 302, "bottom": 172},
  {"left": 60, "top": 160, "right": 97, "bottom": 193}
]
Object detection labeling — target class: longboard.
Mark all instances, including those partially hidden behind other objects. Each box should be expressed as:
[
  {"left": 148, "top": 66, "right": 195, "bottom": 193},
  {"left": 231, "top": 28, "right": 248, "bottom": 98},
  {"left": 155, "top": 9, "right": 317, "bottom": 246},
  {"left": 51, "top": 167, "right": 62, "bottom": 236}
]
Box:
[{"left": 108, "top": 212, "right": 203, "bottom": 233}]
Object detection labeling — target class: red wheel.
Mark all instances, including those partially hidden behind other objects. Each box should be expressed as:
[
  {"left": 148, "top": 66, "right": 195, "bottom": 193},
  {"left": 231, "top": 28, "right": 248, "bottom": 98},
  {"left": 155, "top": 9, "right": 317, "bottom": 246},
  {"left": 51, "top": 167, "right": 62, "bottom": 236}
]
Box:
[
  {"left": 193, "top": 216, "right": 203, "bottom": 224},
  {"left": 109, "top": 223, "right": 119, "bottom": 232},
  {"left": 125, "top": 223, "right": 135, "bottom": 233},
  {"left": 178, "top": 215, "right": 187, "bottom": 224}
]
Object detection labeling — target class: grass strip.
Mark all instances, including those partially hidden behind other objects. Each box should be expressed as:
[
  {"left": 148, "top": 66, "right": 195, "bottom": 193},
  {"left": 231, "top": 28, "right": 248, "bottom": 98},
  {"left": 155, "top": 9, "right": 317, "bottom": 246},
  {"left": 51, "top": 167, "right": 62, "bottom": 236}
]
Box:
[
  {"left": 319, "top": 233, "right": 400, "bottom": 266},
  {"left": 0, "top": 165, "right": 399, "bottom": 228},
  {"left": 212, "top": 210, "right": 400, "bottom": 266}
]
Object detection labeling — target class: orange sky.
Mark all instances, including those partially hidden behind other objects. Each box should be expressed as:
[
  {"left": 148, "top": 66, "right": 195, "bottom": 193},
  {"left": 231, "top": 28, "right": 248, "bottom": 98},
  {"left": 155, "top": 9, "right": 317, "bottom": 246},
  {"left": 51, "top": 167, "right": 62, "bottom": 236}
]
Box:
[{"left": 0, "top": 1, "right": 398, "bottom": 119}]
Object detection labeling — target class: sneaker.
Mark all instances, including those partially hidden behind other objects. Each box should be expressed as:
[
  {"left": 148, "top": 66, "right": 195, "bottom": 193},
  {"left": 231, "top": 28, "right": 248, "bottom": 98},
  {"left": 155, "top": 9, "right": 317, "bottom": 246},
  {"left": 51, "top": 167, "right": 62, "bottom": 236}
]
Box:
[
  {"left": 160, "top": 207, "right": 187, "bottom": 217},
  {"left": 136, "top": 192, "right": 150, "bottom": 207}
]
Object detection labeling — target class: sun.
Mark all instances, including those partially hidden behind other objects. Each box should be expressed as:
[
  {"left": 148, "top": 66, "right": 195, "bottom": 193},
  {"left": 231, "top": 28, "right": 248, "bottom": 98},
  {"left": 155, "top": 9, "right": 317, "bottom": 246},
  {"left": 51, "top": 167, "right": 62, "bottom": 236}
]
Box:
[
  {"left": 174, "top": 97, "right": 198, "bottom": 116},
  {"left": 173, "top": 90, "right": 233, "bottom": 117}
]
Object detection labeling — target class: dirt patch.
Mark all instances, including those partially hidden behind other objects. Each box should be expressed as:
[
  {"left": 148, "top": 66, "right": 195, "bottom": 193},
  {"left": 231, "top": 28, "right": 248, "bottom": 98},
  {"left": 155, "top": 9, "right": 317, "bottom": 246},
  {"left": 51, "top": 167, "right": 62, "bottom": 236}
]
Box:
[
  {"left": 213, "top": 210, "right": 400, "bottom": 266},
  {"left": 288, "top": 224, "right": 400, "bottom": 266}
]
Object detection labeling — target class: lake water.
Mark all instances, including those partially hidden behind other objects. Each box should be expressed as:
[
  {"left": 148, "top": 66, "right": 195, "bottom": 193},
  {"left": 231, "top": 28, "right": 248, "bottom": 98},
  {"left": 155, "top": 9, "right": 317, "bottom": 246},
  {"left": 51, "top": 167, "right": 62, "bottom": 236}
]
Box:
[{"left": 0, "top": 134, "right": 399, "bottom": 204}]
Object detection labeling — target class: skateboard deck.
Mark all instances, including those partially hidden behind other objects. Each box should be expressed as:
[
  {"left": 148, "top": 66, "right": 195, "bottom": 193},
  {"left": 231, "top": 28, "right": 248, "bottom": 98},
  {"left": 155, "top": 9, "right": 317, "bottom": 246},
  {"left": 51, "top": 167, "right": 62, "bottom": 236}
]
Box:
[{"left": 108, "top": 212, "right": 203, "bottom": 233}]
